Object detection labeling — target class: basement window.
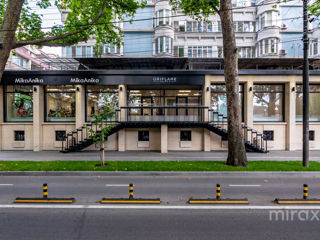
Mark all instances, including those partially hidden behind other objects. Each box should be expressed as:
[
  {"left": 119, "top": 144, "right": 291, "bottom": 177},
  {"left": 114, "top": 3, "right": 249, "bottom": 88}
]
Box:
[
  {"left": 138, "top": 131, "right": 149, "bottom": 141},
  {"left": 180, "top": 131, "right": 191, "bottom": 141},
  {"left": 310, "top": 131, "right": 315, "bottom": 141},
  {"left": 14, "top": 131, "right": 25, "bottom": 141},
  {"left": 55, "top": 131, "right": 66, "bottom": 141},
  {"left": 263, "top": 130, "right": 274, "bottom": 141}
]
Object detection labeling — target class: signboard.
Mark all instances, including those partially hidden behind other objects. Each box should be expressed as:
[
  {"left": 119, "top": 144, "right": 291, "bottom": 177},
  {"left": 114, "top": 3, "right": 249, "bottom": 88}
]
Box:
[{"left": 1, "top": 71, "right": 205, "bottom": 85}]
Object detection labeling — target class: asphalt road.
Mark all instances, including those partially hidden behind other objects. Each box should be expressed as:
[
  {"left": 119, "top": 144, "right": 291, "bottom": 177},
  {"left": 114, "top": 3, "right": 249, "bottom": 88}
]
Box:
[{"left": 1, "top": 175, "right": 320, "bottom": 239}]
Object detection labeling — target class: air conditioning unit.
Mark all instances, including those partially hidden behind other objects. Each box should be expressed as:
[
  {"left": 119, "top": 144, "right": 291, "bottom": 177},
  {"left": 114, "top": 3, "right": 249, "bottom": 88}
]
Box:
[
  {"left": 281, "top": 24, "right": 287, "bottom": 30},
  {"left": 279, "top": 49, "right": 287, "bottom": 55}
]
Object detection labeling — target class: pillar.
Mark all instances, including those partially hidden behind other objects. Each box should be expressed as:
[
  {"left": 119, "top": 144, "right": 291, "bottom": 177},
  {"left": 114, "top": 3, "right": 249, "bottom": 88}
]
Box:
[
  {"left": 161, "top": 124, "right": 168, "bottom": 153},
  {"left": 0, "top": 86, "right": 3, "bottom": 150},
  {"left": 202, "top": 76, "right": 211, "bottom": 121},
  {"left": 75, "top": 85, "right": 85, "bottom": 128},
  {"left": 203, "top": 129, "right": 211, "bottom": 152},
  {"left": 244, "top": 78, "right": 254, "bottom": 127},
  {"left": 118, "top": 85, "right": 127, "bottom": 151},
  {"left": 285, "top": 77, "right": 296, "bottom": 150},
  {"left": 33, "top": 85, "right": 44, "bottom": 151}
]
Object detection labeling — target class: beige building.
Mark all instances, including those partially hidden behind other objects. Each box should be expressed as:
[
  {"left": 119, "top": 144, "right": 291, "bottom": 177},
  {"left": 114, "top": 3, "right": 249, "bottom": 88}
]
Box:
[{"left": 0, "top": 58, "right": 320, "bottom": 153}]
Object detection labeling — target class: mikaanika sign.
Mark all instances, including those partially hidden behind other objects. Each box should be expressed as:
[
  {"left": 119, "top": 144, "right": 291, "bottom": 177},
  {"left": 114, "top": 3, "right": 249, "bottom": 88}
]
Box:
[{"left": 2, "top": 71, "right": 205, "bottom": 86}]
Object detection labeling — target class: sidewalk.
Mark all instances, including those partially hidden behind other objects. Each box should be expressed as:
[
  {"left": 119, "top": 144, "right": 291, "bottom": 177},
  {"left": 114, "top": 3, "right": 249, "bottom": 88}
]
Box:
[{"left": 0, "top": 150, "right": 319, "bottom": 161}]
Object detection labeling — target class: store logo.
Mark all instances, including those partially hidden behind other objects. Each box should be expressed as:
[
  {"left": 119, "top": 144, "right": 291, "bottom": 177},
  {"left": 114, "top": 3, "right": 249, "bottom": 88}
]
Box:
[
  {"left": 15, "top": 78, "right": 44, "bottom": 84},
  {"left": 152, "top": 76, "right": 177, "bottom": 83},
  {"left": 70, "top": 77, "right": 100, "bottom": 83}
]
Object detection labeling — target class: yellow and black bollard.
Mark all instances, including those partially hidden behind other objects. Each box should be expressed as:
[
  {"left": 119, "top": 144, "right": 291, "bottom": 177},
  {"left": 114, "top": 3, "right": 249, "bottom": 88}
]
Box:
[
  {"left": 43, "top": 183, "right": 48, "bottom": 199},
  {"left": 275, "top": 184, "right": 320, "bottom": 204},
  {"left": 13, "top": 183, "right": 75, "bottom": 204},
  {"left": 129, "top": 183, "right": 134, "bottom": 199},
  {"left": 303, "top": 184, "right": 308, "bottom": 200},
  {"left": 216, "top": 184, "right": 221, "bottom": 200}
]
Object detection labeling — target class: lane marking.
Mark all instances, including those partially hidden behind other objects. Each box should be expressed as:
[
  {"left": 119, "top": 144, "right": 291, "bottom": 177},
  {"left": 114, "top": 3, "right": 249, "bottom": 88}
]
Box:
[
  {"left": 2, "top": 205, "right": 320, "bottom": 210},
  {"left": 105, "top": 184, "right": 134, "bottom": 187},
  {"left": 0, "top": 184, "right": 13, "bottom": 186},
  {"left": 229, "top": 184, "right": 261, "bottom": 187}
]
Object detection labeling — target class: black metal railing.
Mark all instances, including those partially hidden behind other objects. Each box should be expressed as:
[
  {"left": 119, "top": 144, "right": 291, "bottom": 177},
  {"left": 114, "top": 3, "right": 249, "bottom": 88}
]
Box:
[{"left": 118, "top": 106, "right": 209, "bottom": 123}]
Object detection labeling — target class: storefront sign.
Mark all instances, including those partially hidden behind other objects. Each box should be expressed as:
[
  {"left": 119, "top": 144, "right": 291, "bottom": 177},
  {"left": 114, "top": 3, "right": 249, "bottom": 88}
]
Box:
[{"left": 2, "top": 71, "right": 205, "bottom": 86}]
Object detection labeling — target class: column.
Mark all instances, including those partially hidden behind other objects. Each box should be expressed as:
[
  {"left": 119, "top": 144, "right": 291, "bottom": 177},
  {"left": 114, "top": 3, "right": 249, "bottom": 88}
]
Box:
[
  {"left": 161, "top": 124, "right": 168, "bottom": 153},
  {"left": 203, "top": 129, "right": 211, "bottom": 152},
  {"left": 0, "top": 86, "right": 3, "bottom": 150},
  {"left": 285, "top": 77, "right": 296, "bottom": 150},
  {"left": 118, "top": 85, "right": 127, "bottom": 151},
  {"left": 244, "top": 78, "right": 254, "bottom": 127},
  {"left": 33, "top": 85, "right": 44, "bottom": 151},
  {"left": 75, "top": 85, "right": 85, "bottom": 128},
  {"left": 202, "top": 76, "right": 211, "bottom": 122}
]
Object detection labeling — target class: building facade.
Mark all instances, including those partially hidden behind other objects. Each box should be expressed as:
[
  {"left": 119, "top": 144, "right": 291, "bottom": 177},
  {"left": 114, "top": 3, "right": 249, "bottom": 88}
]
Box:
[
  {"left": 1, "top": 59, "right": 320, "bottom": 152},
  {"left": 61, "top": 0, "right": 320, "bottom": 59}
]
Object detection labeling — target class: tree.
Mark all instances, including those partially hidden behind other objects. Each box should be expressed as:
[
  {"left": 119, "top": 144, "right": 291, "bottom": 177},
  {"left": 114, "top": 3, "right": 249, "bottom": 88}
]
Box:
[
  {"left": 88, "top": 98, "right": 116, "bottom": 166},
  {"left": 170, "top": 0, "right": 248, "bottom": 166},
  {"left": 0, "top": 0, "right": 145, "bottom": 80}
]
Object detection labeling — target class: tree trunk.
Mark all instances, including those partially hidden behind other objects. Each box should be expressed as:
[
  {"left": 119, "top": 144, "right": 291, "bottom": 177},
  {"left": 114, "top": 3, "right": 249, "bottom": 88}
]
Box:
[
  {"left": 0, "top": 0, "right": 24, "bottom": 82},
  {"left": 219, "top": 0, "right": 248, "bottom": 166},
  {"left": 100, "top": 122, "right": 105, "bottom": 166}
]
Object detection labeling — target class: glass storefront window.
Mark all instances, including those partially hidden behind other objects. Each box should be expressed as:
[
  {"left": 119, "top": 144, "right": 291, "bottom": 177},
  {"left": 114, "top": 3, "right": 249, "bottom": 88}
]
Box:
[
  {"left": 86, "top": 86, "right": 118, "bottom": 121},
  {"left": 46, "top": 85, "right": 75, "bottom": 122},
  {"left": 5, "top": 86, "right": 33, "bottom": 122},
  {"left": 253, "top": 84, "right": 284, "bottom": 122},
  {"left": 296, "top": 85, "right": 320, "bottom": 122},
  {"left": 211, "top": 84, "right": 243, "bottom": 120}
]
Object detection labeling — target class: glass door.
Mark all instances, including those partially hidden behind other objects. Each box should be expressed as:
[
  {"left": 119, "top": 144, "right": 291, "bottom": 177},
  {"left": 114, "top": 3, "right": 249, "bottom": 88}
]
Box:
[
  {"left": 177, "top": 97, "right": 188, "bottom": 116},
  {"left": 141, "top": 96, "right": 153, "bottom": 116}
]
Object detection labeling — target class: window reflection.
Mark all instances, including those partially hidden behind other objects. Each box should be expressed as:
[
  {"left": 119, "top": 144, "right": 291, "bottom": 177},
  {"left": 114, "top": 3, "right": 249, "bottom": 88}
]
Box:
[{"left": 296, "top": 85, "right": 320, "bottom": 122}]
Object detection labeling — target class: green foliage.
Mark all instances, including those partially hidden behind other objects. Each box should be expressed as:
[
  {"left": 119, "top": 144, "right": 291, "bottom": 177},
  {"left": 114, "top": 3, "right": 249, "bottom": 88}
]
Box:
[
  {"left": 170, "top": 0, "right": 219, "bottom": 21},
  {"left": 87, "top": 96, "right": 116, "bottom": 145},
  {"left": 310, "top": 1, "right": 320, "bottom": 17},
  {"left": 0, "top": 0, "right": 146, "bottom": 48}
]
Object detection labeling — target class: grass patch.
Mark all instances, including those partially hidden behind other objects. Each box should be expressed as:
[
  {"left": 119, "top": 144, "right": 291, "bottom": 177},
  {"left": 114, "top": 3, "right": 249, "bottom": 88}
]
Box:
[{"left": 0, "top": 161, "right": 319, "bottom": 171}]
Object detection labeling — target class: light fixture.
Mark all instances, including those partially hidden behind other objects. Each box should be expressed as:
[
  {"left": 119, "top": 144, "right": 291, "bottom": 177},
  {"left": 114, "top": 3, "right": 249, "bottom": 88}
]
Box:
[
  {"left": 76, "top": 87, "right": 80, "bottom": 92},
  {"left": 292, "top": 87, "right": 296, "bottom": 92},
  {"left": 249, "top": 87, "right": 253, "bottom": 92},
  {"left": 120, "top": 86, "right": 123, "bottom": 91},
  {"left": 33, "top": 87, "right": 37, "bottom": 92},
  {"left": 206, "top": 87, "right": 209, "bottom": 92}
]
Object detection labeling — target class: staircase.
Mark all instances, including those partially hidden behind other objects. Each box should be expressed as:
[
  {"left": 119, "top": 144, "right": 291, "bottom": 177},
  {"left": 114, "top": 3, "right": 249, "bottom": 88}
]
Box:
[{"left": 61, "top": 109, "right": 268, "bottom": 153}]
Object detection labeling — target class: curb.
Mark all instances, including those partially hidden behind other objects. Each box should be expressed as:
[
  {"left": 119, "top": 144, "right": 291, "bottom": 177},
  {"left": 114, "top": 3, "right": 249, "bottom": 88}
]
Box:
[{"left": 1, "top": 171, "right": 320, "bottom": 177}]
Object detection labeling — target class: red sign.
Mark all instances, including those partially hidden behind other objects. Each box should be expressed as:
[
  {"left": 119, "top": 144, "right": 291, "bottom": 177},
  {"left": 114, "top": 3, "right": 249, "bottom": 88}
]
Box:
[{"left": 17, "top": 107, "right": 26, "bottom": 116}]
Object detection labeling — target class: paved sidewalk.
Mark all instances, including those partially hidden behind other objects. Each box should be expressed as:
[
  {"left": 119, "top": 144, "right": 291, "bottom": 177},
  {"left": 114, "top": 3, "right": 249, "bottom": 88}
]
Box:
[{"left": 0, "top": 150, "right": 319, "bottom": 161}]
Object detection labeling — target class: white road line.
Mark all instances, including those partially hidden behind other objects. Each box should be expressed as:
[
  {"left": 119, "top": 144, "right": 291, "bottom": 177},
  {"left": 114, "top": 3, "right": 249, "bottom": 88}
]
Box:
[
  {"left": 105, "top": 184, "right": 133, "bottom": 187},
  {"left": 229, "top": 184, "right": 261, "bottom": 187},
  {"left": 2, "top": 205, "right": 320, "bottom": 210},
  {"left": 0, "top": 184, "right": 13, "bottom": 186}
]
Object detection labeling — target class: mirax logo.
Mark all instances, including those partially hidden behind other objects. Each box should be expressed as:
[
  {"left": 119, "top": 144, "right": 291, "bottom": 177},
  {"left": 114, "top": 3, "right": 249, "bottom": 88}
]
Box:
[{"left": 269, "top": 210, "right": 320, "bottom": 221}]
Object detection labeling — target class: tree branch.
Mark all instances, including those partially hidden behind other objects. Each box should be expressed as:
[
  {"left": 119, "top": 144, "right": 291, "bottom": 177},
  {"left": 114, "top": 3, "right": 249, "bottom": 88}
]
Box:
[{"left": 12, "top": 0, "right": 108, "bottom": 49}]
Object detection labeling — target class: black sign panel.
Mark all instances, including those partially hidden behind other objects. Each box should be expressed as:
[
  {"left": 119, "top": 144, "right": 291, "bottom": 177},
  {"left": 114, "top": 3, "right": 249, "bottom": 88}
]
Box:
[{"left": 2, "top": 71, "right": 204, "bottom": 86}]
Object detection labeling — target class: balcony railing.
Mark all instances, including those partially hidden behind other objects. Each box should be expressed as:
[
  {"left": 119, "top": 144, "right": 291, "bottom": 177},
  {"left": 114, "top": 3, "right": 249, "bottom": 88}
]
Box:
[{"left": 118, "top": 106, "right": 209, "bottom": 122}]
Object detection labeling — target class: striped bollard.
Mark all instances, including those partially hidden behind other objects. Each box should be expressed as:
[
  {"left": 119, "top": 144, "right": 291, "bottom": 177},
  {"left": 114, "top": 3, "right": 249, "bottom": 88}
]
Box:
[
  {"left": 216, "top": 184, "right": 221, "bottom": 200},
  {"left": 303, "top": 184, "right": 308, "bottom": 200},
  {"left": 129, "top": 183, "right": 134, "bottom": 199},
  {"left": 43, "top": 183, "right": 48, "bottom": 199}
]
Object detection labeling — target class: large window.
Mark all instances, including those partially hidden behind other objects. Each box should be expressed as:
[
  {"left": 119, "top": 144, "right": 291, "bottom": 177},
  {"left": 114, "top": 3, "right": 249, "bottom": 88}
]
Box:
[
  {"left": 46, "top": 85, "right": 76, "bottom": 122},
  {"left": 257, "top": 38, "right": 279, "bottom": 56},
  {"left": 187, "top": 46, "right": 213, "bottom": 58},
  {"left": 155, "top": 9, "right": 172, "bottom": 26},
  {"left": 211, "top": 84, "right": 243, "bottom": 121},
  {"left": 5, "top": 86, "right": 33, "bottom": 122},
  {"left": 156, "top": 37, "right": 173, "bottom": 54},
  {"left": 296, "top": 85, "right": 320, "bottom": 122},
  {"left": 253, "top": 85, "right": 284, "bottom": 122},
  {"left": 11, "top": 55, "right": 28, "bottom": 68},
  {"left": 86, "top": 86, "right": 118, "bottom": 121}
]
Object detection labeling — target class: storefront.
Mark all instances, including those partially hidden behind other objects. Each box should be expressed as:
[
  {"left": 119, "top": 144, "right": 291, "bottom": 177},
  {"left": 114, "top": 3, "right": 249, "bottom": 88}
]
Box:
[{"left": 1, "top": 69, "right": 320, "bottom": 152}]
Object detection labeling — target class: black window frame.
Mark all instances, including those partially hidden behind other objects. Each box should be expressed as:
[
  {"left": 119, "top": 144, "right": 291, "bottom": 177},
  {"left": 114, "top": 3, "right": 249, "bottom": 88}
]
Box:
[
  {"left": 180, "top": 130, "right": 192, "bottom": 141},
  {"left": 253, "top": 84, "right": 285, "bottom": 122},
  {"left": 138, "top": 131, "right": 149, "bottom": 141},
  {"left": 3, "top": 85, "right": 33, "bottom": 122},
  {"left": 309, "top": 130, "right": 315, "bottom": 141},
  {"left": 210, "top": 83, "right": 244, "bottom": 122},
  {"left": 44, "top": 85, "right": 76, "bottom": 122},
  {"left": 14, "top": 130, "right": 25, "bottom": 141},
  {"left": 295, "top": 84, "right": 320, "bottom": 122}
]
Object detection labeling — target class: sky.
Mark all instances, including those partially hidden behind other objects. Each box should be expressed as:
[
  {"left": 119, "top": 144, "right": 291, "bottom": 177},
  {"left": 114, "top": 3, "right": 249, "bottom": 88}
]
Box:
[{"left": 29, "top": 0, "right": 62, "bottom": 56}]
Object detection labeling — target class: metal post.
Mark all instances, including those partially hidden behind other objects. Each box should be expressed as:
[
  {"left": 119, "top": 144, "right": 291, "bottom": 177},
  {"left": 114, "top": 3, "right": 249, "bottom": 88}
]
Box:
[
  {"left": 129, "top": 183, "right": 134, "bottom": 199},
  {"left": 303, "top": 184, "right": 308, "bottom": 200},
  {"left": 43, "top": 183, "right": 48, "bottom": 199},
  {"left": 303, "top": 0, "right": 309, "bottom": 167},
  {"left": 216, "top": 184, "right": 221, "bottom": 200}
]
